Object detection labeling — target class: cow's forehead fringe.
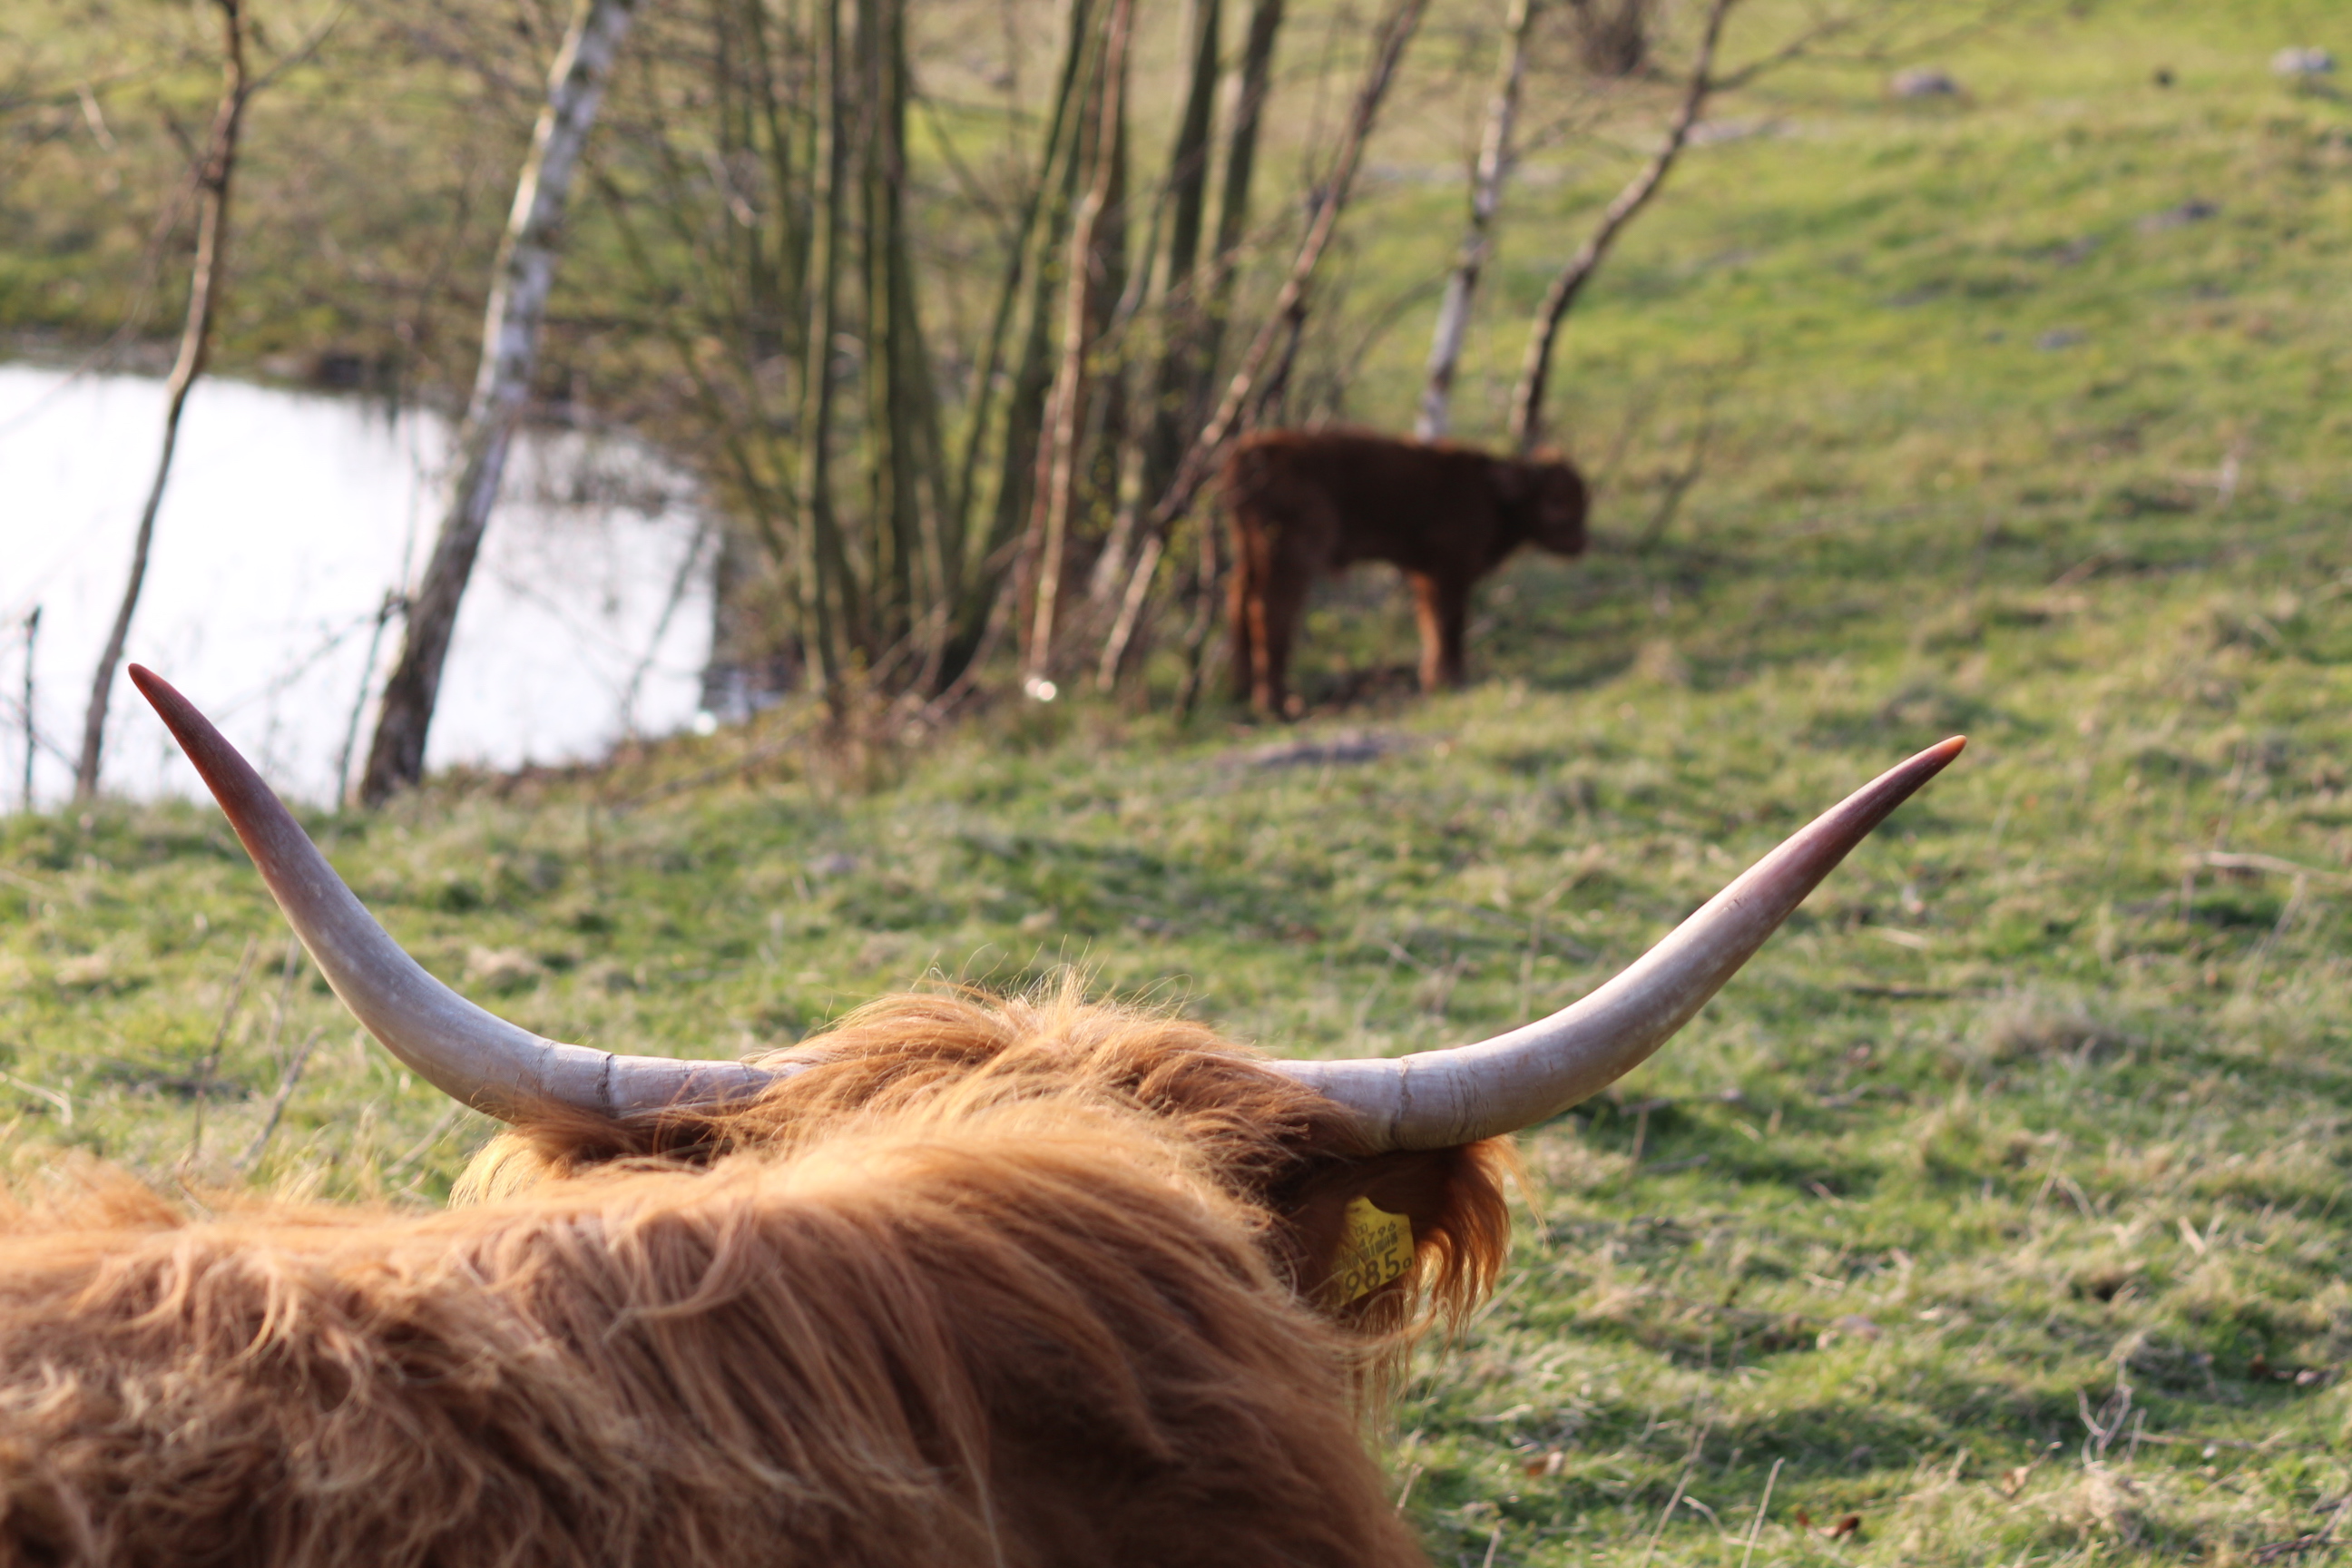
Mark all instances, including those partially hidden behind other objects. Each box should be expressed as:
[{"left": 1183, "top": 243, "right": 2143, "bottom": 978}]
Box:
[
  {"left": 453, "top": 984, "right": 1514, "bottom": 1369},
  {"left": 456, "top": 985, "right": 1367, "bottom": 1202}
]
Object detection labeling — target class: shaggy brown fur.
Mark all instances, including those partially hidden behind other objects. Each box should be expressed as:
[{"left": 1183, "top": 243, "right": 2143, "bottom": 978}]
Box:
[
  {"left": 463, "top": 989, "right": 1514, "bottom": 1352},
  {"left": 1223, "top": 427, "right": 1589, "bottom": 714},
  {"left": 0, "top": 991, "right": 1514, "bottom": 1566}
]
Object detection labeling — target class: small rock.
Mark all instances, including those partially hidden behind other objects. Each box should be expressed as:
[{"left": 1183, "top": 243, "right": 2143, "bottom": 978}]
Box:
[
  {"left": 2271, "top": 46, "right": 2335, "bottom": 79},
  {"left": 2139, "top": 199, "right": 2219, "bottom": 232},
  {"left": 1232, "top": 730, "right": 1409, "bottom": 770},
  {"left": 1890, "top": 66, "right": 1961, "bottom": 99}
]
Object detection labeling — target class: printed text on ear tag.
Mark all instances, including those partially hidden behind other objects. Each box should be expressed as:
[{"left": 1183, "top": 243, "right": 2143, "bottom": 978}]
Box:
[{"left": 1333, "top": 1197, "right": 1414, "bottom": 1302}]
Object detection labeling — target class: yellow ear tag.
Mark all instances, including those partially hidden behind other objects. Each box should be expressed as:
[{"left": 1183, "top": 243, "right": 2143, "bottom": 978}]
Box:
[{"left": 1332, "top": 1197, "right": 1415, "bottom": 1303}]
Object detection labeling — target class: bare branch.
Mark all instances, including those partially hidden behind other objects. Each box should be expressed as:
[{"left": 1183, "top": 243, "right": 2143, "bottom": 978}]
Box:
[{"left": 1506, "top": 0, "right": 1735, "bottom": 455}]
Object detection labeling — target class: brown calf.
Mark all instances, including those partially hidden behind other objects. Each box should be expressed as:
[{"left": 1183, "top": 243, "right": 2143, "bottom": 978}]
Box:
[{"left": 1224, "top": 428, "right": 1589, "bottom": 714}]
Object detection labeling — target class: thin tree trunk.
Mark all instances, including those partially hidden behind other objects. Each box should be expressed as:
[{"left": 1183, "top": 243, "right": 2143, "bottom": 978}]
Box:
[
  {"left": 360, "top": 0, "right": 638, "bottom": 804},
  {"left": 1506, "top": 0, "right": 1732, "bottom": 454},
  {"left": 1023, "top": 0, "right": 1132, "bottom": 688},
  {"left": 1099, "top": 0, "right": 1426, "bottom": 691},
  {"left": 1159, "top": 0, "right": 1426, "bottom": 526},
  {"left": 1087, "top": 0, "right": 1221, "bottom": 617},
  {"left": 74, "top": 0, "right": 247, "bottom": 801},
  {"left": 797, "top": 0, "right": 851, "bottom": 706},
  {"left": 1199, "top": 0, "right": 1288, "bottom": 384},
  {"left": 21, "top": 607, "right": 40, "bottom": 811},
  {"left": 1415, "top": 0, "right": 1537, "bottom": 442},
  {"left": 932, "top": 0, "right": 1096, "bottom": 690}
]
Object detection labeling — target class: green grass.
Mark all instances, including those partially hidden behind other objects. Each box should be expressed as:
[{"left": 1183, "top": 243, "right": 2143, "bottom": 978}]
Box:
[{"left": 8, "top": 0, "right": 2352, "bottom": 1563}]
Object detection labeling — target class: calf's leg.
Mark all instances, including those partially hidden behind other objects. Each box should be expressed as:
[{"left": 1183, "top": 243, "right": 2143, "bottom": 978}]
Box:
[
  {"left": 1228, "top": 533, "right": 1261, "bottom": 704},
  {"left": 1406, "top": 571, "right": 1472, "bottom": 691},
  {"left": 1250, "top": 552, "right": 1314, "bottom": 716}
]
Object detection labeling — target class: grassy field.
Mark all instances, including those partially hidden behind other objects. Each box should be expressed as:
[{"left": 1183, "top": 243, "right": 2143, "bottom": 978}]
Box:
[{"left": 7, "top": 0, "right": 2352, "bottom": 1563}]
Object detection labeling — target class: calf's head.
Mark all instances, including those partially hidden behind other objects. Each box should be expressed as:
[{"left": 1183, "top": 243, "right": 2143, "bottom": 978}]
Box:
[
  {"left": 1500, "top": 454, "right": 1590, "bottom": 556},
  {"left": 130, "top": 665, "right": 1956, "bottom": 1339}
]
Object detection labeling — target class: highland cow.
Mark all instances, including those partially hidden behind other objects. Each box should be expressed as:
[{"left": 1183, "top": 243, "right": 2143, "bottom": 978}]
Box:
[
  {"left": 0, "top": 667, "right": 1961, "bottom": 1566},
  {"left": 1224, "top": 428, "right": 1589, "bottom": 715}
]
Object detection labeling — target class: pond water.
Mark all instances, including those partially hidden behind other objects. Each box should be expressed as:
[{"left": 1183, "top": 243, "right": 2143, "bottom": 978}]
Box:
[{"left": 0, "top": 365, "right": 714, "bottom": 808}]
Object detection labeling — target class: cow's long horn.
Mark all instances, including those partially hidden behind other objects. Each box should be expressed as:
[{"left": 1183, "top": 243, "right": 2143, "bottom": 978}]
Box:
[
  {"left": 1271, "top": 738, "right": 1963, "bottom": 1151},
  {"left": 130, "top": 666, "right": 775, "bottom": 1122}
]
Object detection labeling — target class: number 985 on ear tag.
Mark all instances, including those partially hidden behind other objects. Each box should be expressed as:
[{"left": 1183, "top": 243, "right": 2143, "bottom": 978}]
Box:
[{"left": 1332, "top": 1197, "right": 1414, "bottom": 1302}]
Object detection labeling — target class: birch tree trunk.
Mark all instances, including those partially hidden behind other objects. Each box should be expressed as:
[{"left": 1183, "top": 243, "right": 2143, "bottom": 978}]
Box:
[
  {"left": 359, "top": 0, "right": 637, "bottom": 804},
  {"left": 1506, "top": 0, "right": 1732, "bottom": 454},
  {"left": 74, "top": 0, "right": 247, "bottom": 801},
  {"left": 1022, "top": 0, "right": 1132, "bottom": 689},
  {"left": 1414, "top": 0, "right": 1537, "bottom": 442}
]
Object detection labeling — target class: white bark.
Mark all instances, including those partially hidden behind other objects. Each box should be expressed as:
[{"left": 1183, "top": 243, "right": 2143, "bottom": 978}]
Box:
[
  {"left": 361, "top": 0, "right": 638, "bottom": 803},
  {"left": 1415, "top": 0, "right": 1537, "bottom": 442},
  {"left": 1023, "top": 0, "right": 1133, "bottom": 689}
]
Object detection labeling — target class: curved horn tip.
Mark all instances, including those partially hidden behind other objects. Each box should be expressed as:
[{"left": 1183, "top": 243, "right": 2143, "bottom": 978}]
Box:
[
  {"left": 1917, "top": 734, "right": 1966, "bottom": 770},
  {"left": 125, "top": 664, "right": 779, "bottom": 1122},
  {"left": 1276, "top": 737, "right": 1970, "bottom": 1151},
  {"left": 1869, "top": 735, "right": 1966, "bottom": 816}
]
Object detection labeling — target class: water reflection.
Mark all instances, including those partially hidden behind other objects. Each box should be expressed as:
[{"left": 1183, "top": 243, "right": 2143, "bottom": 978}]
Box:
[{"left": 0, "top": 366, "right": 712, "bottom": 807}]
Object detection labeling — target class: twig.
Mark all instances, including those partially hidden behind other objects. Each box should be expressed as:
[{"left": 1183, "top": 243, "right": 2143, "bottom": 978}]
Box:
[
  {"left": 332, "top": 591, "right": 402, "bottom": 808},
  {"left": 1508, "top": 0, "right": 1736, "bottom": 452},
  {"left": 2252, "top": 1493, "right": 2352, "bottom": 1563},
  {"left": 1996, "top": 1441, "right": 2063, "bottom": 1499},
  {"left": 0, "top": 1071, "right": 73, "bottom": 1128},
  {"left": 385, "top": 1103, "right": 467, "bottom": 1177},
  {"left": 2196, "top": 850, "right": 2352, "bottom": 887},
  {"left": 18, "top": 605, "right": 36, "bottom": 811},
  {"left": 1740, "top": 1458, "right": 1784, "bottom": 1568},
  {"left": 234, "top": 1025, "right": 322, "bottom": 1171},
  {"left": 75, "top": 0, "right": 250, "bottom": 799},
  {"left": 1639, "top": 1429, "right": 1707, "bottom": 1568},
  {"left": 187, "top": 936, "right": 262, "bottom": 1161}
]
